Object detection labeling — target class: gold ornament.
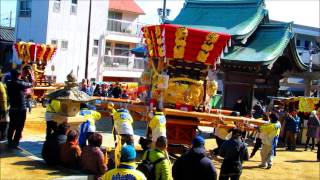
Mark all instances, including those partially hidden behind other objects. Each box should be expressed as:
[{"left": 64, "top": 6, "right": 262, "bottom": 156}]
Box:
[
  {"left": 197, "top": 32, "right": 219, "bottom": 63},
  {"left": 173, "top": 27, "right": 188, "bottom": 59}
]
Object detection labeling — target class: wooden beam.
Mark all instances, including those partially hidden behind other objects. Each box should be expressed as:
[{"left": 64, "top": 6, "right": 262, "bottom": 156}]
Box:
[{"left": 163, "top": 108, "right": 267, "bottom": 125}]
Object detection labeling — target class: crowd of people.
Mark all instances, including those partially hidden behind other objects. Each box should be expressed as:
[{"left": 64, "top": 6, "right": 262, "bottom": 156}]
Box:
[
  {"left": 1, "top": 67, "right": 320, "bottom": 180},
  {"left": 80, "top": 81, "right": 129, "bottom": 99},
  {"left": 232, "top": 97, "right": 320, "bottom": 161},
  {"left": 40, "top": 97, "right": 315, "bottom": 180}
]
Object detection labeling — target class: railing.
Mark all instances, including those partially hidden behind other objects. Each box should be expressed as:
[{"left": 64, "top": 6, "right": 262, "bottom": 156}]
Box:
[
  {"left": 107, "top": 18, "right": 144, "bottom": 37},
  {"left": 104, "top": 55, "right": 146, "bottom": 71}
]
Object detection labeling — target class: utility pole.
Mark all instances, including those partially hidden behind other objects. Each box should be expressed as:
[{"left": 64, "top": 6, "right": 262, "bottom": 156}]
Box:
[
  {"left": 162, "top": 0, "right": 166, "bottom": 24},
  {"left": 9, "top": 11, "right": 12, "bottom": 27},
  {"left": 84, "top": 0, "right": 92, "bottom": 79}
]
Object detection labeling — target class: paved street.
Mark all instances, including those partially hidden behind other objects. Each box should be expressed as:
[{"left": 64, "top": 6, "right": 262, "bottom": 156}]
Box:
[{"left": 0, "top": 107, "right": 319, "bottom": 180}]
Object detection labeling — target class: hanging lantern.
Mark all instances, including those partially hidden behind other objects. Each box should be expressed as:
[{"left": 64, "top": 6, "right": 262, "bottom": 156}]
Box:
[
  {"left": 36, "top": 44, "right": 47, "bottom": 62},
  {"left": 43, "top": 45, "right": 57, "bottom": 62},
  {"left": 26, "top": 42, "right": 36, "bottom": 62}
]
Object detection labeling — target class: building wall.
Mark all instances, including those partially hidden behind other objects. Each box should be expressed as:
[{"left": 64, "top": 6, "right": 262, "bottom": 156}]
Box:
[
  {"left": 294, "top": 27, "right": 320, "bottom": 66},
  {"left": 14, "top": 0, "right": 49, "bottom": 43},
  {"left": 89, "top": 0, "right": 108, "bottom": 82},
  {"left": 14, "top": 0, "right": 49, "bottom": 65},
  {"left": 122, "top": 12, "right": 139, "bottom": 23},
  {"left": 44, "top": 0, "right": 107, "bottom": 83}
]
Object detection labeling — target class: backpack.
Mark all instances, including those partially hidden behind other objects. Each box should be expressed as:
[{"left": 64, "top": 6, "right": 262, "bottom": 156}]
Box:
[
  {"left": 79, "top": 120, "right": 90, "bottom": 147},
  {"left": 137, "top": 150, "right": 165, "bottom": 180}
]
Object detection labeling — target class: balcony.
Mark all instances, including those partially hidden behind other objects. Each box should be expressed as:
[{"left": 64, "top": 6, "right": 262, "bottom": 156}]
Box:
[
  {"left": 107, "top": 18, "right": 144, "bottom": 37},
  {"left": 103, "top": 55, "right": 146, "bottom": 71}
]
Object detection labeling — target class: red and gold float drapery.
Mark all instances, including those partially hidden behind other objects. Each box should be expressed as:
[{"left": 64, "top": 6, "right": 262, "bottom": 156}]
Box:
[
  {"left": 142, "top": 24, "right": 231, "bottom": 65},
  {"left": 14, "top": 41, "right": 57, "bottom": 64}
]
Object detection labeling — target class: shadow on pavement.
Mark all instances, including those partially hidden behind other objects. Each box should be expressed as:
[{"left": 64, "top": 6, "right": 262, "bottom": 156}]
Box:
[
  {"left": 242, "top": 165, "right": 262, "bottom": 169},
  {"left": 13, "top": 160, "right": 70, "bottom": 175},
  {"left": 285, "top": 160, "right": 319, "bottom": 163}
]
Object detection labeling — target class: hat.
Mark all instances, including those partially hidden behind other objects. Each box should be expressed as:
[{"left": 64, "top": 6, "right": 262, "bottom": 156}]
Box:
[
  {"left": 120, "top": 145, "right": 136, "bottom": 162},
  {"left": 231, "top": 128, "right": 242, "bottom": 136},
  {"left": 192, "top": 135, "right": 205, "bottom": 147}
]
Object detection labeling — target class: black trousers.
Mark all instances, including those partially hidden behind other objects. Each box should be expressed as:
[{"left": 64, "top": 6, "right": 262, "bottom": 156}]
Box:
[
  {"left": 120, "top": 134, "right": 134, "bottom": 146},
  {"left": 46, "top": 121, "right": 57, "bottom": 139},
  {"left": 7, "top": 109, "right": 27, "bottom": 145},
  {"left": 213, "top": 137, "right": 225, "bottom": 155},
  {"left": 219, "top": 175, "right": 240, "bottom": 180},
  {"left": 0, "top": 122, "right": 9, "bottom": 140},
  {"left": 250, "top": 138, "right": 262, "bottom": 157}
]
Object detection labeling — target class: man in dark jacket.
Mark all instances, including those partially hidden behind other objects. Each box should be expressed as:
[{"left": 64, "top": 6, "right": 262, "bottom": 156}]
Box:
[
  {"left": 232, "top": 97, "right": 248, "bottom": 116},
  {"left": 172, "top": 135, "right": 217, "bottom": 180},
  {"left": 285, "top": 109, "right": 300, "bottom": 151},
  {"left": 219, "top": 128, "right": 249, "bottom": 180},
  {"left": 112, "top": 82, "right": 122, "bottom": 98},
  {"left": 6, "top": 69, "right": 33, "bottom": 148},
  {"left": 42, "top": 122, "right": 70, "bottom": 165}
]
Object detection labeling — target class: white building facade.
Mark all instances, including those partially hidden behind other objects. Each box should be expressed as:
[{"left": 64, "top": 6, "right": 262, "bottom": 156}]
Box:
[
  {"left": 293, "top": 24, "right": 320, "bottom": 69},
  {"left": 14, "top": 0, "right": 108, "bottom": 82},
  {"left": 102, "top": 0, "right": 146, "bottom": 82}
]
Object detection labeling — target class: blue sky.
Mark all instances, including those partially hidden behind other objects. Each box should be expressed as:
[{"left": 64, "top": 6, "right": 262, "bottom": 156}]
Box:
[
  {"left": 1, "top": 0, "right": 319, "bottom": 28},
  {"left": 136, "top": 0, "right": 320, "bottom": 28},
  {"left": 0, "top": 0, "right": 16, "bottom": 27}
]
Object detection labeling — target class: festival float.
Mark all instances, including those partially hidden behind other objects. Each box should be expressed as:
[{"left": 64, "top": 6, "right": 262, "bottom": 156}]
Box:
[
  {"left": 14, "top": 41, "right": 58, "bottom": 102},
  {"left": 96, "top": 24, "right": 268, "bottom": 150}
]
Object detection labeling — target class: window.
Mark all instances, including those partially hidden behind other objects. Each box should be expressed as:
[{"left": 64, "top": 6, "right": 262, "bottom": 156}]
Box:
[
  {"left": 304, "top": 40, "right": 310, "bottom": 49},
  {"left": 70, "top": 0, "right": 77, "bottom": 15},
  {"left": 51, "top": 39, "right": 58, "bottom": 46},
  {"left": 61, "top": 40, "right": 68, "bottom": 50},
  {"left": 108, "top": 11, "right": 122, "bottom": 20},
  {"left": 53, "top": 0, "right": 61, "bottom": 13},
  {"left": 296, "top": 40, "right": 300, "bottom": 47},
  {"left": 114, "top": 43, "right": 130, "bottom": 56},
  {"left": 105, "top": 42, "right": 112, "bottom": 55},
  {"left": 19, "top": 0, "right": 32, "bottom": 17},
  {"left": 108, "top": 11, "right": 123, "bottom": 32},
  {"left": 92, "top": 39, "right": 99, "bottom": 56}
]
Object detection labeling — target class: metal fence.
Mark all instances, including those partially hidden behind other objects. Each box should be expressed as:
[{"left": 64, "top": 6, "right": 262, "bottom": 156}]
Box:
[
  {"left": 104, "top": 55, "right": 146, "bottom": 71},
  {"left": 107, "top": 18, "right": 144, "bottom": 37}
]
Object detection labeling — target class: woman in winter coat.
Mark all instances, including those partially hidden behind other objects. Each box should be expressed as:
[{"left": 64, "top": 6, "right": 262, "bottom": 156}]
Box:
[{"left": 305, "top": 110, "right": 320, "bottom": 151}]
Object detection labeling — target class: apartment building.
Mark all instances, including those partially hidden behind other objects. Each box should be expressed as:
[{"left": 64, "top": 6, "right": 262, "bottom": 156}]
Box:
[
  {"left": 14, "top": 0, "right": 108, "bottom": 82},
  {"left": 103, "top": 0, "right": 146, "bottom": 82},
  {"left": 293, "top": 24, "right": 320, "bottom": 70}
]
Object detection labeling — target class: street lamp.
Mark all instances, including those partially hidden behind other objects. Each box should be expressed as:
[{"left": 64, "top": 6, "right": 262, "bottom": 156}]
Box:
[
  {"left": 157, "top": 0, "right": 171, "bottom": 24},
  {"left": 309, "top": 42, "right": 314, "bottom": 72}
]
